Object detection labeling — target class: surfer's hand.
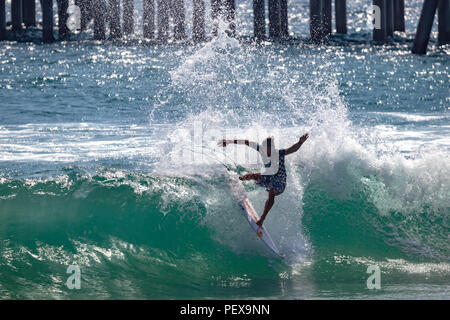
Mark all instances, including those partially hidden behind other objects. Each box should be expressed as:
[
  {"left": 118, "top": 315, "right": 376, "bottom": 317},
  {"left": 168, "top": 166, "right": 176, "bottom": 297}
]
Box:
[{"left": 299, "top": 133, "right": 309, "bottom": 143}]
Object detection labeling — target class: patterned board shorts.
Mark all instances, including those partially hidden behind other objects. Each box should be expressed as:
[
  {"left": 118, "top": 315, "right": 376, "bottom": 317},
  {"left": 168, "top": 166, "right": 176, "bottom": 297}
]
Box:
[{"left": 256, "top": 174, "right": 286, "bottom": 194}]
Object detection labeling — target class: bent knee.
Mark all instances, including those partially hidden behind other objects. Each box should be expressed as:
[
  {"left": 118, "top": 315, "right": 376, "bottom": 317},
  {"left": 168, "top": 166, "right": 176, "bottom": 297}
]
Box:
[{"left": 269, "top": 188, "right": 280, "bottom": 196}]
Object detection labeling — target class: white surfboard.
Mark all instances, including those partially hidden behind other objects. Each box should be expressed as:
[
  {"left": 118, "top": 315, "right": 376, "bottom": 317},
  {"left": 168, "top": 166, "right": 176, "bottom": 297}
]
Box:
[{"left": 227, "top": 171, "right": 281, "bottom": 257}]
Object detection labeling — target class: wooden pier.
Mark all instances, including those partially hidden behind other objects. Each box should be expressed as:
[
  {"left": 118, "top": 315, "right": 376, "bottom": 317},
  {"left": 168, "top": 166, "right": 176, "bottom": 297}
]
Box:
[{"left": 0, "top": 0, "right": 449, "bottom": 54}]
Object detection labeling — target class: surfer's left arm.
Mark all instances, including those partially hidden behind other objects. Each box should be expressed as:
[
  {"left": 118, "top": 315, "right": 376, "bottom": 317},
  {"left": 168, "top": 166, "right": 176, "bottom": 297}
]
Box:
[
  {"left": 218, "top": 139, "right": 259, "bottom": 151},
  {"left": 285, "top": 133, "right": 309, "bottom": 155}
]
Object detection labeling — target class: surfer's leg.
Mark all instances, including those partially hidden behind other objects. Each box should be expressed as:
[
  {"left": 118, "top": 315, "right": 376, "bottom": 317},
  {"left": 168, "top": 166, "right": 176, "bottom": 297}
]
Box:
[
  {"left": 256, "top": 188, "right": 280, "bottom": 228},
  {"left": 239, "top": 172, "right": 261, "bottom": 181}
]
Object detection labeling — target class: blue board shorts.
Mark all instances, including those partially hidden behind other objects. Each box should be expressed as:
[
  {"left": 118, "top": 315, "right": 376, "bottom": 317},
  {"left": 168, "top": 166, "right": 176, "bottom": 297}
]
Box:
[
  {"left": 256, "top": 174, "right": 286, "bottom": 194},
  {"left": 255, "top": 149, "right": 287, "bottom": 194}
]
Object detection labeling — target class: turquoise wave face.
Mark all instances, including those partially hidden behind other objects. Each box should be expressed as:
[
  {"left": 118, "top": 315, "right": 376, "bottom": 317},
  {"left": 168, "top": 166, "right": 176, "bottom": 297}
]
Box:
[
  {"left": 0, "top": 162, "right": 448, "bottom": 299},
  {"left": 1, "top": 0, "right": 449, "bottom": 299},
  {"left": 303, "top": 183, "right": 449, "bottom": 261},
  {"left": 0, "top": 171, "right": 295, "bottom": 299}
]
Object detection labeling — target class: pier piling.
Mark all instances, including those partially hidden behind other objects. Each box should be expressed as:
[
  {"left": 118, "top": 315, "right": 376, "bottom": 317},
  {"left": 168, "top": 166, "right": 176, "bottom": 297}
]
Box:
[
  {"left": 310, "top": 0, "right": 321, "bottom": 42},
  {"left": 322, "top": 0, "right": 332, "bottom": 37},
  {"left": 211, "top": 0, "right": 219, "bottom": 36},
  {"left": 0, "top": 0, "right": 5, "bottom": 40},
  {"left": 93, "top": 0, "right": 107, "bottom": 40},
  {"left": 225, "top": 0, "right": 236, "bottom": 36},
  {"left": 0, "top": 0, "right": 446, "bottom": 53},
  {"left": 157, "top": 0, "right": 169, "bottom": 41},
  {"left": 268, "top": 0, "right": 281, "bottom": 38},
  {"left": 75, "top": 0, "right": 91, "bottom": 31},
  {"left": 23, "top": 0, "right": 36, "bottom": 27},
  {"left": 280, "top": 0, "right": 288, "bottom": 37},
  {"left": 143, "top": 0, "right": 155, "bottom": 39},
  {"left": 310, "top": 0, "right": 333, "bottom": 42},
  {"left": 123, "top": 0, "right": 134, "bottom": 35},
  {"left": 373, "top": 0, "right": 387, "bottom": 41},
  {"left": 41, "top": 0, "right": 55, "bottom": 42},
  {"left": 412, "top": 0, "right": 439, "bottom": 54},
  {"left": 212, "top": 0, "right": 236, "bottom": 37},
  {"left": 335, "top": 0, "right": 347, "bottom": 34},
  {"left": 386, "top": 0, "right": 394, "bottom": 37},
  {"left": 193, "top": 0, "right": 205, "bottom": 42},
  {"left": 109, "top": 0, "right": 122, "bottom": 39},
  {"left": 12, "top": 0, "right": 23, "bottom": 32},
  {"left": 253, "top": 0, "right": 265, "bottom": 40},
  {"left": 171, "top": 0, "right": 186, "bottom": 40},
  {"left": 438, "top": 0, "right": 450, "bottom": 44},
  {"left": 394, "top": 0, "right": 405, "bottom": 32},
  {"left": 57, "top": 0, "right": 70, "bottom": 38}
]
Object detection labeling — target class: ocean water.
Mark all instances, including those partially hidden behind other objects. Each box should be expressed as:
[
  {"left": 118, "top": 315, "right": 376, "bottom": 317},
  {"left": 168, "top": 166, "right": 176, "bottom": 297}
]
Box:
[{"left": 0, "top": 0, "right": 449, "bottom": 299}]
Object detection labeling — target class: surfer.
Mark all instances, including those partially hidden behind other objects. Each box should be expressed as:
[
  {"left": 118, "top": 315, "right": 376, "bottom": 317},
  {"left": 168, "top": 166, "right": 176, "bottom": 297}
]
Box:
[{"left": 219, "top": 133, "right": 309, "bottom": 228}]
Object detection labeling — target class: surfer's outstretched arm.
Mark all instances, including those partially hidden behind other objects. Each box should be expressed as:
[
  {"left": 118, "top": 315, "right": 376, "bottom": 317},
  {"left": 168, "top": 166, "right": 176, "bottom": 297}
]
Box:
[
  {"left": 219, "top": 139, "right": 260, "bottom": 151},
  {"left": 285, "top": 133, "right": 309, "bottom": 155}
]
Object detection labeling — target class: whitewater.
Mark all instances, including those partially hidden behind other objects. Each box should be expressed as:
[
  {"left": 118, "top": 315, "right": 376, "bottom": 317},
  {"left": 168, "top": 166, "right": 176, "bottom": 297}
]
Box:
[{"left": 0, "top": 0, "right": 449, "bottom": 299}]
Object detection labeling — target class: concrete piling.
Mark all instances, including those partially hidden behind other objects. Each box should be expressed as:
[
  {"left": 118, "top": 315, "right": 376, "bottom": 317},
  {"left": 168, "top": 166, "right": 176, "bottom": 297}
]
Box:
[
  {"left": 0, "top": 0, "right": 446, "bottom": 52},
  {"left": 23, "top": 0, "right": 36, "bottom": 27},
  {"left": 309, "top": 0, "right": 332, "bottom": 42},
  {"left": 143, "top": 0, "right": 155, "bottom": 39},
  {"left": 123, "top": 0, "right": 134, "bottom": 35},
  {"left": 335, "top": 0, "right": 347, "bottom": 34},
  {"left": 57, "top": 0, "right": 70, "bottom": 38},
  {"left": 171, "top": 0, "right": 186, "bottom": 40},
  {"left": 211, "top": 0, "right": 219, "bottom": 36},
  {"left": 41, "top": 0, "right": 55, "bottom": 42},
  {"left": 268, "top": 0, "right": 281, "bottom": 38},
  {"left": 225, "top": 0, "right": 236, "bottom": 36},
  {"left": 108, "top": 0, "right": 122, "bottom": 39},
  {"left": 412, "top": 0, "right": 439, "bottom": 54},
  {"left": 75, "top": 0, "right": 91, "bottom": 32},
  {"left": 386, "top": 0, "right": 394, "bottom": 37},
  {"left": 157, "top": 0, "right": 169, "bottom": 41},
  {"left": 193, "top": 0, "right": 205, "bottom": 42},
  {"left": 373, "top": 0, "right": 387, "bottom": 41},
  {"left": 280, "top": 0, "right": 288, "bottom": 37},
  {"left": 310, "top": 0, "right": 321, "bottom": 42},
  {"left": 0, "top": 0, "right": 5, "bottom": 40},
  {"left": 394, "top": 0, "right": 405, "bottom": 32},
  {"left": 438, "top": 0, "right": 450, "bottom": 45},
  {"left": 253, "top": 0, "right": 265, "bottom": 40},
  {"left": 93, "top": 0, "right": 107, "bottom": 40},
  {"left": 322, "top": 0, "right": 332, "bottom": 37},
  {"left": 12, "top": 0, "right": 23, "bottom": 32},
  {"left": 211, "top": 0, "right": 236, "bottom": 37}
]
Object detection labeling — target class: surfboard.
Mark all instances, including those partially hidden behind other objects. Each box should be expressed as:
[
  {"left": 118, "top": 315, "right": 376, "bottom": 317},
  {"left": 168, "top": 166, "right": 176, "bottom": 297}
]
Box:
[{"left": 227, "top": 171, "right": 281, "bottom": 257}]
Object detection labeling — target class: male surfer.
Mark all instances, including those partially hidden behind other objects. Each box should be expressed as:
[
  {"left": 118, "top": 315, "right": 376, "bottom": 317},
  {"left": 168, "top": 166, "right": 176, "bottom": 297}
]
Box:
[{"left": 219, "top": 133, "right": 309, "bottom": 228}]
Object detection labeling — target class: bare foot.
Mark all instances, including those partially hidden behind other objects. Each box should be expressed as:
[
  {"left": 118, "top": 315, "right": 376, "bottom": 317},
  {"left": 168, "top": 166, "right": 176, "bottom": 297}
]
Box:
[{"left": 256, "top": 219, "right": 263, "bottom": 229}]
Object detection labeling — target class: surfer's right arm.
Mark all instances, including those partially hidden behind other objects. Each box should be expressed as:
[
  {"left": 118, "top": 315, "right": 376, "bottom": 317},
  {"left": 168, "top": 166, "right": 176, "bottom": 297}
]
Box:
[
  {"left": 285, "top": 133, "right": 309, "bottom": 155},
  {"left": 218, "top": 139, "right": 260, "bottom": 151}
]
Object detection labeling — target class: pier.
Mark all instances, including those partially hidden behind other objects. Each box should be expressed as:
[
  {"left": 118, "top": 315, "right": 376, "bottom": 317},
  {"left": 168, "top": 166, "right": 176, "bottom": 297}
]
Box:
[{"left": 0, "top": 0, "right": 449, "bottom": 54}]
